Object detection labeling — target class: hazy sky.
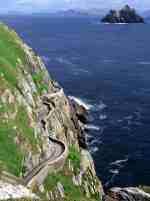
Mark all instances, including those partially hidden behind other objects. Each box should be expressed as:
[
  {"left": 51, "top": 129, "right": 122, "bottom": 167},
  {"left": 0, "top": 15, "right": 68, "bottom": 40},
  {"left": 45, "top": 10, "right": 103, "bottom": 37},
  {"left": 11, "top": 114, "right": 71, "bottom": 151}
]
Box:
[{"left": 2, "top": 0, "right": 150, "bottom": 13}]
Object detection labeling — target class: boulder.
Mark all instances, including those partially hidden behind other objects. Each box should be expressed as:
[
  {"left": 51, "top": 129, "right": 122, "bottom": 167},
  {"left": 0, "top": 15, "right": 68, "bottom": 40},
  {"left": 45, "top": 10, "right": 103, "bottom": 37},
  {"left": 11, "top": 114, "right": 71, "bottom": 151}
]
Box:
[{"left": 105, "top": 187, "right": 150, "bottom": 201}]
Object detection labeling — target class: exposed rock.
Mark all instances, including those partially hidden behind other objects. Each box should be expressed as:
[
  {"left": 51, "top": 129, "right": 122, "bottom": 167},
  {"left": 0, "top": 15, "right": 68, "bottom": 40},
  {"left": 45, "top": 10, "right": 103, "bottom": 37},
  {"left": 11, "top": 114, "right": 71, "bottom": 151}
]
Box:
[
  {"left": 72, "top": 172, "right": 82, "bottom": 186},
  {"left": 80, "top": 149, "right": 96, "bottom": 175},
  {"left": 0, "top": 181, "right": 37, "bottom": 200},
  {"left": 84, "top": 181, "right": 91, "bottom": 198},
  {"left": 70, "top": 98, "right": 89, "bottom": 124},
  {"left": 57, "top": 182, "right": 65, "bottom": 198},
  {"left": 17, "top": 75, "right": 35, "bottom": 107},
  {"left": 102, "top": 5, "right": 144, "bottom": 23},
  {"left": 1, "top": 89, "right": 15, "bottom": 104},
  {"left": 105, "top": 187, "right": 150, "bottom": 201}
]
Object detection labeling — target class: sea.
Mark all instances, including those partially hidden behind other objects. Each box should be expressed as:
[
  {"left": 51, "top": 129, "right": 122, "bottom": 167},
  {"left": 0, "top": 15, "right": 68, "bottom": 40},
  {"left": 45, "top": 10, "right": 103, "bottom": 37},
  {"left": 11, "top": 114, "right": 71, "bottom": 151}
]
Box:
[{"left": 1, "top": 15, "right": 150, "bottom": 188}]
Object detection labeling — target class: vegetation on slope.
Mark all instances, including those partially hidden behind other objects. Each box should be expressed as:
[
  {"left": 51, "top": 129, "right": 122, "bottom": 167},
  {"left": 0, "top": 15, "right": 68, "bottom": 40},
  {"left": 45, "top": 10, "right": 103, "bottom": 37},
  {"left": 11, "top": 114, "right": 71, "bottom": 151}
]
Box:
[{"left": 0, "top": 23, "right": 41, "bottom": 176}]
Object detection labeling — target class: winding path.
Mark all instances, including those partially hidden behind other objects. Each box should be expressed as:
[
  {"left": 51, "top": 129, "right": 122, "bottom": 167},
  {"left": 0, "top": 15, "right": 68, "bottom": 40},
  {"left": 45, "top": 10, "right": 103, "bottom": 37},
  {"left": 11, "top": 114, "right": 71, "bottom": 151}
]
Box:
[
  {"left": 22, "top": 137, "right": 68, "bottom": 187},
  {"left": 1, "top": 89, "right": 68, "bottom": 187},
  {"left": 22, "top": 88, "right": 68, "bottom": 187}
]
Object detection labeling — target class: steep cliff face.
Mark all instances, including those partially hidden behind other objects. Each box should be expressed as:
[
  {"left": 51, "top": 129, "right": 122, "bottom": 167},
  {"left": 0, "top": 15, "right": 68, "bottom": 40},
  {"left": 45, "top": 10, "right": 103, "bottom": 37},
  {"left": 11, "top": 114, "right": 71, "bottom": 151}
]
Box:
[{"left": 0, "top": 23, "right": 103, "bottom": 200}]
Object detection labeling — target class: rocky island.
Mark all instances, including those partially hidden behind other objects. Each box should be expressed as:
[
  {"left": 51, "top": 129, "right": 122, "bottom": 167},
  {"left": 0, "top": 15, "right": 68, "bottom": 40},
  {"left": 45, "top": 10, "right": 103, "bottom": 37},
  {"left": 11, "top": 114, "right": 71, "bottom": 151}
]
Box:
[{"left": 101, "top": 5, "right": 144, "bottom": 23}]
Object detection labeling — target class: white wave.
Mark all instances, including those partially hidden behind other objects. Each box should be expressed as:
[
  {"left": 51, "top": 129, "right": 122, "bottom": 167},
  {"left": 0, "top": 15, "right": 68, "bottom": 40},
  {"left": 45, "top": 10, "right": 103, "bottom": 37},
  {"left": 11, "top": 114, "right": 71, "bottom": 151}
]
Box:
[
  {"left": 98, "top": 101, "right": 107, "bottom": 111},
  {"left": 77, "top": 69, "right": 90, "bottom": 74},
  {"left": 106, "top": 157, "right": 128, "bottom": 187},
  {"left": 117, "top": 119, "right": 123, "bottom": 123},
  {"left": 85, "top": 133, "right": 93, "bottom": 140},
  {"left": 84, "top": 124, "right": 100, "bottom": 131},
  {"left": 90, "top": 146, "right": 99, "bottom": 154},
  {"left": 115, "top": 23, "right": 128, "bottom": 24},
  {"left": 69, "top": 96, "right": 93, "bottom": 110},
  {"left": 109, "top": 169, "right": 119, "bottom": 174},
  {"left": 99, "top": 114, "right": 107, "bottom": 120},
  {"left": 138, "top": 61, "right": 150, "bottom": 65},
  {"left": 103, "top": 59, "right": 115, "bottom": 63},
  {"left": 102, "top": 22, "right": 127, "bottom": 25},
  {"left": 73, "top": 71, "right": 80, "bottom": 76},
  {"left": 89, "top": 139, "right": 98, "bottom": 146},
  {"left": 124, "top": 115, "right": 133, "bottom": 120},
  {"left": 55, "top": 56, "right": 73, "bottom": 66},
  {"left": 110, "top": 158, "right": 128, "bottom": 166},
  {"left": 42, "top": 56, "right": 50, "bottom": 64}
]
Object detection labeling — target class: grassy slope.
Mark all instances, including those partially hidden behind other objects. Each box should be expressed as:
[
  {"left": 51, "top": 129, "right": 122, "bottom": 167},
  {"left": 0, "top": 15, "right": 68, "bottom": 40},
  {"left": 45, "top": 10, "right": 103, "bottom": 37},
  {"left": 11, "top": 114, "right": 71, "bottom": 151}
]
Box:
[
  {"left": 0, "top": 23, "right": 39, "bottom": 176},
  {"left": 0, "top": 23, "right": 26, "bottom": 87}
]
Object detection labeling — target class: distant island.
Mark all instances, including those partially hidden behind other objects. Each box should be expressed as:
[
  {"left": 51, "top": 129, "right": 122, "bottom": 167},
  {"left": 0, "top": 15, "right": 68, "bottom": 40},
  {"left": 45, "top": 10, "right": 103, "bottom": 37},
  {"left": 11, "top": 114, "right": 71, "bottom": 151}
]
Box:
[{"left": 101, "top": 5, "right": 144, "bottom": 23}]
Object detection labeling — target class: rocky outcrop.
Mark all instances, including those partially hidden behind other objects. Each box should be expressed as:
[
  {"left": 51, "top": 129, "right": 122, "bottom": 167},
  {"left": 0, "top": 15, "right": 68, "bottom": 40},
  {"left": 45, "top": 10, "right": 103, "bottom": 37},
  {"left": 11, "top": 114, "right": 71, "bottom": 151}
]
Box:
[
  {"left": 70, "top": 98, "right": 89, "bottom": 124},
  {"left": 101, "top": 5, "right": 144, "bottom": 23},
  {"left": 0, "top": 181, "right": 37, "bottom": 200},
  {"left": 105, "top": 187, "right": 150, "bottom": 201}
]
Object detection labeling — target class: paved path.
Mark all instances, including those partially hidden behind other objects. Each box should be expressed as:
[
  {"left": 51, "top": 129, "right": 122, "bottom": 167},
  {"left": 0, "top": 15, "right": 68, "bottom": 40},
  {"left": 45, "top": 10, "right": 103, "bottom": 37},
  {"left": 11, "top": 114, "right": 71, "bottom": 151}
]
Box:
[
  {"left": 21, "top": 89, "right": 68, "bottom": 186},
  {"left": 1, "top": 90, "right": 68, "bottom": 187},
  {"left": 22, "top": 138, "right": 66, "bottom": 186}
]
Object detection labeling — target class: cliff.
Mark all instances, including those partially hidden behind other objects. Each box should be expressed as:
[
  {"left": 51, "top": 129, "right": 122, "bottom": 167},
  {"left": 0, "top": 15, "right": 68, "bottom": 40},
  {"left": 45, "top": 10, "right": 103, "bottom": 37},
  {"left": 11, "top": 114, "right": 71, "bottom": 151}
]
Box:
[
  {"left": 0, "top": 23, "right": 103, "bottom": 200},
  {"left": 101, "top": 5, "right": 144, "bottom": 23},
  {"left": 0, "top": 22, "right": 149, "bottom": 201}
]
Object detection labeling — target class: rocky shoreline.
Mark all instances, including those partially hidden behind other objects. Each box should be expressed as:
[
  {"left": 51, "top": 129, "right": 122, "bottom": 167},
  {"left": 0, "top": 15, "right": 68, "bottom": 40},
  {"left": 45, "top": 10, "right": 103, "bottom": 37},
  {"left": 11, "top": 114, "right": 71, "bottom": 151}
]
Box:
[{"left": 71, "top": 98, "right": 150, "bottom": 201}]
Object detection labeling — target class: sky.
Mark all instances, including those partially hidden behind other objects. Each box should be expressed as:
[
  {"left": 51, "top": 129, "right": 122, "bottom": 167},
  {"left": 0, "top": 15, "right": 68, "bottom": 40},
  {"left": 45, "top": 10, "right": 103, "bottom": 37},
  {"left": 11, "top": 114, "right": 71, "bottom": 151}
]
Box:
[{"left": 2, "top": 0, "right": 150, "bottom": 13}]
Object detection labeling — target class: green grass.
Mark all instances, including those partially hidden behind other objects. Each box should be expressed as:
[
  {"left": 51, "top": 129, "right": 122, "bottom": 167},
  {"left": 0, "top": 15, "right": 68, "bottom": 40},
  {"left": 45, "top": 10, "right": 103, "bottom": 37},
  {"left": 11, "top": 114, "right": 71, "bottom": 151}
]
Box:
[
  {"left": 0, "top": 57, "right": 18, "bottom": 87},
  {"left": 15, "top": 106, "right": 38, "bottom": 152},
  {"left": 44, "top": 153, "right": 82, "bottom": 201},
  {"left": 32, "top": 70, "right": 49, "bottom": 94},
  {"left": 0, "top": 103, "right": 15, "bottom": 115},
  {"left": 44, "top": 170, "right": 101, "bottom": 201},
  {"left": 44, "top": 172, "right": 83, "bottom": 200},
  {"left": 0, "top": 23, "right": 41, "bottom": 176},
  {"left": 0, "top": 121, "right": 23, "bottom": 176},
  {"left": 0, "top": 24, "right": 27, "bottom": 87},
  {"left": 0, "top": 23, "right": 26, "bottom": 68},
  {"left": 68, "top": 146, "right": 81, "bottom": 173}
]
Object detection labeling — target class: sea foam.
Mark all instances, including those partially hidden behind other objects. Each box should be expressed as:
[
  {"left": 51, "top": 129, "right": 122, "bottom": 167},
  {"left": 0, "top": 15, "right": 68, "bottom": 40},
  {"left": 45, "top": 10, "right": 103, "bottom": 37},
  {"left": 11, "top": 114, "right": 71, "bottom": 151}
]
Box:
[
  {"left": 69, "top": 96, "right": 93, "bottom": 111},
  {"left": 110, "top": 158, "right": 128, "bottom": 167},
  {"left": 84, "top": 124, "right": 100, "bottom": 131}
]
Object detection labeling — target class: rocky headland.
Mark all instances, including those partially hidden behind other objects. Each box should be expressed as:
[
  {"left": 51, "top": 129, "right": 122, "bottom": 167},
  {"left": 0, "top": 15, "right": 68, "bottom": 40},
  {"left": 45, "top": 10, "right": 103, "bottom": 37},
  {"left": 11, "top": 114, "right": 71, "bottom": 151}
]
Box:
[{"left": 0, "top": 22, "right": 149, "bottom": 201}]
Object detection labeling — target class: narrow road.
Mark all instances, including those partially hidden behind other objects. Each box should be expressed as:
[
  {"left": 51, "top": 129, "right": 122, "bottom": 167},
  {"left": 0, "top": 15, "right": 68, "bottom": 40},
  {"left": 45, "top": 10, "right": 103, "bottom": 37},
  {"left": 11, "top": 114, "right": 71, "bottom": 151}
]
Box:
[
  {"left": 21, "top": 89, "right": 68, "bottom": 186},
  {"left": 22, "top": 138, "right": 66, "bottom": 186}
]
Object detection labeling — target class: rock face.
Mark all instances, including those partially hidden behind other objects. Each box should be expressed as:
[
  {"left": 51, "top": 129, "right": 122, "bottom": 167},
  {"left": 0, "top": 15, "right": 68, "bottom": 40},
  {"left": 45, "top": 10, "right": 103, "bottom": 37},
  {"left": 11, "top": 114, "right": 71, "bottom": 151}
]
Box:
[
  {"left": 0, "top": 181, "right": 37, "bottom": 200},
  {"left": 105, "top": 187, "right": 150, "bottom": 201},
  {"left": 101, "top": 5, "right": 144, "bottom": 23}
]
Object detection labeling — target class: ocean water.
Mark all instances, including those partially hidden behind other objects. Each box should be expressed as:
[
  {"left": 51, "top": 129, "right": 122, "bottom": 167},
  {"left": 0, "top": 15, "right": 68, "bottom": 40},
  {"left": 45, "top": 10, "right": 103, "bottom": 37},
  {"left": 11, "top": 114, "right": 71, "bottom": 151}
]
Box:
[{"left": 1, "top": 15, "right": 150, "bottom": 188}]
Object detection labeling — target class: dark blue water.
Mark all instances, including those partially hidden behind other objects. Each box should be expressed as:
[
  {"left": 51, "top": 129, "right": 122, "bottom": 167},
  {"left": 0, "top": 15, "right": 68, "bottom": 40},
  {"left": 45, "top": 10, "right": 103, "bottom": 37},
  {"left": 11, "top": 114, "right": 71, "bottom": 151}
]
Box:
[{"left": 1, "top": 15, "right": 150, "bottom": 188}]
